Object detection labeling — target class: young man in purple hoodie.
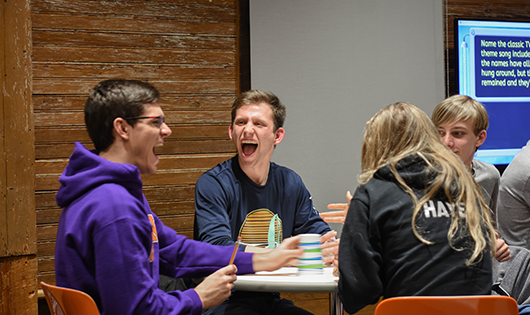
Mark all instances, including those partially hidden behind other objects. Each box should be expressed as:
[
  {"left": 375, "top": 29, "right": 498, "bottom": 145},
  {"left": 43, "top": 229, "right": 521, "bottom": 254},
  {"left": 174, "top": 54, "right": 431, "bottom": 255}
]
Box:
[{"left": 54, "top": 79, "right": 303, "bottom": 315}]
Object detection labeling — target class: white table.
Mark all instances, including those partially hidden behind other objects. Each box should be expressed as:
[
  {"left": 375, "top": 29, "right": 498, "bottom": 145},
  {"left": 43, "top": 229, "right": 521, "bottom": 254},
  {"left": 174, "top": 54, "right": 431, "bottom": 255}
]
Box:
[{"left": 234, "top": 267, "right": 342, "bottom": 315}]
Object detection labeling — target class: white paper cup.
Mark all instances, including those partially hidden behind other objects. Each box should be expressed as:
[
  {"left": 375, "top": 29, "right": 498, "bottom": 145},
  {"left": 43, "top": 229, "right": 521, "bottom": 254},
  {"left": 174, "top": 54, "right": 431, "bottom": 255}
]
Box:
[{"left": 298, "top": 233, "right": 323, "bottom": 275}]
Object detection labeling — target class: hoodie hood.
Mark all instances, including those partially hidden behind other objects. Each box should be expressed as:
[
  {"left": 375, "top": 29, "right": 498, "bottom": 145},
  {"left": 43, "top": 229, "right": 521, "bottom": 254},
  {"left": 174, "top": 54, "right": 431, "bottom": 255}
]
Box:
[
  {"left": 374, "top": 154, "right": 439, "bottom": 192},
  {"left": 56, "top": 142, "right": 144, "bottom": 208}
]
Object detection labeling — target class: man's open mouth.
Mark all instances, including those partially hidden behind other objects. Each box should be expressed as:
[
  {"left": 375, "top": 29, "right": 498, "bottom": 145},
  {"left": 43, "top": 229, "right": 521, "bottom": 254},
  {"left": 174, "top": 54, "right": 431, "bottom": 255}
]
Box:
[
  {"left": 154, "top": 143, "right": 164, "bottom": 158},
  {"left": 242, "top": 140, "right": 257, "bottom": 156}
]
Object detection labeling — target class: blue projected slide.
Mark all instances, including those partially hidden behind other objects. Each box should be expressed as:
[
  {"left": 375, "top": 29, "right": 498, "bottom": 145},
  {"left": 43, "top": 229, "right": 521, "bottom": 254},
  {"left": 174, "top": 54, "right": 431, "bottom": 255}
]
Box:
[{"left": 456, "top": 19, "right": 530, "bottom": 164}]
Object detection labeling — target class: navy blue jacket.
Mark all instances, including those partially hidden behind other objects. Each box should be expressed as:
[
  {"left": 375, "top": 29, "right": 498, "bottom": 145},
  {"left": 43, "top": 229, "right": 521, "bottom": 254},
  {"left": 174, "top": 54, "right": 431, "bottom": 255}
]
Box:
[{"left": 194, "top": 156, "right": 330, "bottom": 249}]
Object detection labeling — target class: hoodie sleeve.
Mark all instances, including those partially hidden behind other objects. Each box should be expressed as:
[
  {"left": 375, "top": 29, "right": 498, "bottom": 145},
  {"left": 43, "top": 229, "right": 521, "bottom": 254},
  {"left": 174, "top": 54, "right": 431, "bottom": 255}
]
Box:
[
  {"left": 92, "top": 212, "right": 253, "bottom": 315},
  {"left": 92, "top": 214, "right": 205, "bottom": 315},
  {"left": 338, "top": 186, "right": 384, "bottom": 314},
  {"left": 157, "top": 213, "right": 255, "bottom": 277}
]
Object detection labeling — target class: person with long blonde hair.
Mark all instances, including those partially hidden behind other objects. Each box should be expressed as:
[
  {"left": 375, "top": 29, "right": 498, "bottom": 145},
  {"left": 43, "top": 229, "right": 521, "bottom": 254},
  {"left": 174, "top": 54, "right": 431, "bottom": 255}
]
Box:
[{"left": 338, "top": 102, "right": 497, "bottom": 314}]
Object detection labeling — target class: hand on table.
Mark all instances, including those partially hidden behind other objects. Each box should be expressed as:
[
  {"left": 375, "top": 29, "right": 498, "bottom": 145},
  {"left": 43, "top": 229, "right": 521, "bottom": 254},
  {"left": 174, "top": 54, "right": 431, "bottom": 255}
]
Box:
[
  {"left": 332, "top": 259, "right": 339, "bottom": 277},
  {"left": 320, "top": 191, "right": 353, "bottom": 223},
  {"left": 252, "top": 235, "right": 304, "bottom": 272},
  {"left": 321, "top": 231, "right": 339, "bottom": 265},
  {"left": 195, "top": 264, "right": 237, "bottom": 309}
]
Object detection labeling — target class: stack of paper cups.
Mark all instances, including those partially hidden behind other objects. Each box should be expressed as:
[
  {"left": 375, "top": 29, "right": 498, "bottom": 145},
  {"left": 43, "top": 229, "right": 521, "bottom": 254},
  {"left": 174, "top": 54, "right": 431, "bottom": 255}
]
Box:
[{"left": 298, "top": 233, "right": 323, "bottom": 275}]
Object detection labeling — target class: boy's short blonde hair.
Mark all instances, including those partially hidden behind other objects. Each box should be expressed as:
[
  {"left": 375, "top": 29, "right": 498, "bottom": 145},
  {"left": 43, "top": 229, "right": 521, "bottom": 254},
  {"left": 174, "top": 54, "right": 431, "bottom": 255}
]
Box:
[{"left": 431, "top": 95, "right": 489, "bottom": 135}]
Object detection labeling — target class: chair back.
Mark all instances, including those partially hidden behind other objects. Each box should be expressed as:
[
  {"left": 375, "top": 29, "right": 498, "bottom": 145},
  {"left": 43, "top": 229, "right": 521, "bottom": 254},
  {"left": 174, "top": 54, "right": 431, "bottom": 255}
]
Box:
[
  {"left": 41, "top": 282, "right": 100, "bottom": 315},
  {"left": 374, "top": 295, "right": 518, "bottom": 315}
]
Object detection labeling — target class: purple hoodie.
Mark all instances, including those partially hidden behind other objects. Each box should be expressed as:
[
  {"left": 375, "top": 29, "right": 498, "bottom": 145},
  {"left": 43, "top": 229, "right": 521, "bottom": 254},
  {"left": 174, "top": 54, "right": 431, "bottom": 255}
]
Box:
[{"left": 55, "top": 142, "right": 254, "bottom": 315}]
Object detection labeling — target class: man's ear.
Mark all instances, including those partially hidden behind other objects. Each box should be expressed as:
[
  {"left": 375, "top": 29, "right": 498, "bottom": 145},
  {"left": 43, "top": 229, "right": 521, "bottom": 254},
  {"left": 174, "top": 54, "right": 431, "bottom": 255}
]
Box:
[
  {"left": 113, "top": 117, "right": 130, "bottom": 141},
  {"left": 274, "top": 127, "right": 285, "bottom": 145},
  {"left": 228, "top": 124, "right": 233, "bottom": 140},
  {"left": 476, "top": 129, "right": 487, "bottom": 148}
]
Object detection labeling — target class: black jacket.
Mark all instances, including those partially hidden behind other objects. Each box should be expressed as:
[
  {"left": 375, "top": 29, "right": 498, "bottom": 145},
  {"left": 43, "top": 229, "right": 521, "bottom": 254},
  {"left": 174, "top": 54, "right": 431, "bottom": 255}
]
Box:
[{"left": 338, "top": 154, "right": 492, "bottom": 314}]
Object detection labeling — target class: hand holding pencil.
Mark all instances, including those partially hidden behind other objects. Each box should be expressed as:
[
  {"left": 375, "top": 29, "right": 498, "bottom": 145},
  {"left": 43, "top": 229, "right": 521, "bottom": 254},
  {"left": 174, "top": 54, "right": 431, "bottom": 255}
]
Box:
[
  {"left": 228, "top": 236, "right": 241, "bottom": 266},
  {"left": 195, "top": 264, "right": 238, "bottom": 309}
]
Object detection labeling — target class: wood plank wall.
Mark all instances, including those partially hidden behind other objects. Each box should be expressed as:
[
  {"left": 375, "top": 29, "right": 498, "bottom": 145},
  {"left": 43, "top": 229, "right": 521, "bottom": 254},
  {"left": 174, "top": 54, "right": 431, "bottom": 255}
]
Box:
[
  {"left": 1, "top": 0, "right": 38, "bottom": 314},
  {"left": 32, "top": 0, "right": 239, "bottom": 286}
]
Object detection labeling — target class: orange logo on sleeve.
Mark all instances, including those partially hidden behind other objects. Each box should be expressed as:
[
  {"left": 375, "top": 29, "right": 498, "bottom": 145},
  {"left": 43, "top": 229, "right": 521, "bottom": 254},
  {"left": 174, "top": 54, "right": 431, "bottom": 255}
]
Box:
[{"left": 148, "top": 214, "right": 159, "bottom": 262}]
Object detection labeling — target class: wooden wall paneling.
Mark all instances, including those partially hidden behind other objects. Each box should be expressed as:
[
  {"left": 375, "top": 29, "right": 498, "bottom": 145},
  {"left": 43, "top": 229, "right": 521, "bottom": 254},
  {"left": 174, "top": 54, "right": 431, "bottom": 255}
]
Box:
[
  {"left": 31, "top": 14, "right": 235, "bottom": 35},
  {"left": 2, "top": 0, "right": 38, "bottom": 314},
  {"left": 0, "top": 0, "right": 7, "bottom": 259},
  {"left": 32, "top": 31, "right": 236, "bottom": 50},
  {"left": 4, "top": 0, "right": 36, "bottom": 259},
  {"left": 34, "top": 109, "right": 232, "bottom": 126},
  {"left": 33, "top": 95, "right": 237, "bottom": 111},
  {"left": 0, "top": 256, "right": 39, "bottom": 315},
  {"left": 31, "top": 0, "right": 236, "bottom": 19},
  {"left": 32, "top": 79, "right": 236, "bottom": 95},
  {"left": 32, "top": 0, "right": 239, "bottom": 291},
  {"left": 33, "top": 64, "right": 236, "bottom": 81}
]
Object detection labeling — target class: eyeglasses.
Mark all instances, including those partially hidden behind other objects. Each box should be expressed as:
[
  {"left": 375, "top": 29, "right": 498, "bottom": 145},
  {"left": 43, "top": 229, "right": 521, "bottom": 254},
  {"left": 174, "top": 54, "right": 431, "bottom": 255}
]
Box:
[{"left": 123, "top": 115, "right": 165, "bottom": 128}]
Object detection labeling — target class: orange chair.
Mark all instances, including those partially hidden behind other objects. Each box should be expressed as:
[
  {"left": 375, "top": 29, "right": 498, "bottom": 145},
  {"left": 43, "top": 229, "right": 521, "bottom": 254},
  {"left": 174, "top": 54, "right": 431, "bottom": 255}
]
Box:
[
  {"left": 374, "top": 295, "right": 519, "bottom": 315},
  {"left": 41, "top": 282, "right": 100, "bottom": 315}
]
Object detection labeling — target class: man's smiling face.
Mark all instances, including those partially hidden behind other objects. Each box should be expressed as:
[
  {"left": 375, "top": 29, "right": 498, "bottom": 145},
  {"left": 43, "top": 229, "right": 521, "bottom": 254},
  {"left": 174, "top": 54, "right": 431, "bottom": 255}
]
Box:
[{"left": 229, "top": 102, "right": 284, "bottom": 170}]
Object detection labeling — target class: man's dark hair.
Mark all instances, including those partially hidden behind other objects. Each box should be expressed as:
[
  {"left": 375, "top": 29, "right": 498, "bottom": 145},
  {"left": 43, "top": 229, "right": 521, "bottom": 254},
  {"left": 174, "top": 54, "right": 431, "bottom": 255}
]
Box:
[{"left": 85, "top": 79, "right": 160, "bottom": 152}]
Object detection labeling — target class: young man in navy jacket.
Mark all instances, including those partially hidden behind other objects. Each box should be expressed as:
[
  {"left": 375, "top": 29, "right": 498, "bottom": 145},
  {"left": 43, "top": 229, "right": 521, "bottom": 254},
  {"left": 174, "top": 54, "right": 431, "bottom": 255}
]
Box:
[{"left": 194, "top": 90, "right": 338, "bottom": 315}]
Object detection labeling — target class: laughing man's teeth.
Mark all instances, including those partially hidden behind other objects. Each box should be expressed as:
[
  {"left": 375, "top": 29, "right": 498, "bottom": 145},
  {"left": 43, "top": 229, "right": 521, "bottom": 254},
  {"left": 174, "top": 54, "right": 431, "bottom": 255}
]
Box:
[{"left": 242, "top": 140, "right": 257, "bottom": 145}]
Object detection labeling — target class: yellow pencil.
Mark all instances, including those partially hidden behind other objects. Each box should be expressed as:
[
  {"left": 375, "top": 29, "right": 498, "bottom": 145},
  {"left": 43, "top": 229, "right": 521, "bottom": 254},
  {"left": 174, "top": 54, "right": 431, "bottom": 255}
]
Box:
[{"left": 229, "top": 236, "right": 241, "bottom": 265}]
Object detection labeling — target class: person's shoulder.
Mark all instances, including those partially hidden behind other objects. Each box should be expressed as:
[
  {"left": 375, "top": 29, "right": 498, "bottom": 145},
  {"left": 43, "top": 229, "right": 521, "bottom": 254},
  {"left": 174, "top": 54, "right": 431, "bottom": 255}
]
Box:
[
  {"left": 363, "top": 175, "right": 398, "bottom": 193},
  {"left": 501, "top": 144, "right": 530, "bottom": 183},
  {"left": 87, "top": 183, "right": 142, "bottom": 209},
  {"left": 201, "top": 157, "right": 235, "bottom": 178},
  {"left": 270, "top": 162, "right": 303, "bottom": 181},
  {"left": 66, "top": 183, "right": 147, "bottom": 226},
  {"left": 348, "top": 181, "right": 377, "bottom": 207},
  {"left": 508, "top": 142, "right": 530, "bottom": 167},
  {"left": 473, "top": 159, "right": 500, "bottom": 178},
  {"left": 358, "top": 172, "right": 415, "bottom": 207},
  {"left": 196, "top": 157, "right": 238, "bottom": 190}
]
